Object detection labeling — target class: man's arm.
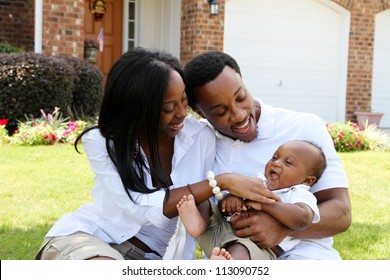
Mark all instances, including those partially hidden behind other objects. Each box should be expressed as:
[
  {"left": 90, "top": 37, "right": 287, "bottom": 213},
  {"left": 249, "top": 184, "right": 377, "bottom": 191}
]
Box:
[
  {"left": 290, "top": 188, "right": 351, "bottom": 239},
  {"left": 246, "top": 200, "right": 314, "bottom": 231},
  {"left": 231, "top": 188, "right": 351, "bottom": 248}
]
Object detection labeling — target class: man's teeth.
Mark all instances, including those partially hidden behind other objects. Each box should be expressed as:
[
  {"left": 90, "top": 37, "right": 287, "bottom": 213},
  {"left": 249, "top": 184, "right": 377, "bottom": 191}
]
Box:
[{"left": 236, "top": 119, "right": 249, "bottom": 129}]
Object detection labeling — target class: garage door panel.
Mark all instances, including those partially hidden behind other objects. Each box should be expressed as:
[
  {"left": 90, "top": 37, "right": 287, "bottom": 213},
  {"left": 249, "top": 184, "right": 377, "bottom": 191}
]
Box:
[
  {"left": 259, "top": 95, "right": 337, "bottom": 121},
  {"left": 224, "top": 0, "right": 348, "bottom": 123},
  {"left": 372, "top": 9, "right": 390, "bottom": 128}
]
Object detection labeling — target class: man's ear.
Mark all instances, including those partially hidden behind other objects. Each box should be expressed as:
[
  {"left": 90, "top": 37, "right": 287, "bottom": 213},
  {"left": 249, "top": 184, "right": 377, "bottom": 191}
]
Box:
[
  {"left": 304, "top": 176, "right": 317, "bottom": 186},
  {"left": 194, "top": 108, "right": 206, "bottom": 119}
]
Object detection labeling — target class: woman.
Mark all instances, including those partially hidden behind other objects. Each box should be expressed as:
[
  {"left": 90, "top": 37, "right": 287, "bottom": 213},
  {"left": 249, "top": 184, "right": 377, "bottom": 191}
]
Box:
[{"left": 35, "top": 48, "right": 277, "bottom": 260}]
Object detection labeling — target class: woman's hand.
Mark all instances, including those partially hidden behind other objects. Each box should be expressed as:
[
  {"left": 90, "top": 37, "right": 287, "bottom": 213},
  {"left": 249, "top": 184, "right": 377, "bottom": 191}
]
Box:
[{"left": 217, "top": 173, "right": 280, "bottom": 204}]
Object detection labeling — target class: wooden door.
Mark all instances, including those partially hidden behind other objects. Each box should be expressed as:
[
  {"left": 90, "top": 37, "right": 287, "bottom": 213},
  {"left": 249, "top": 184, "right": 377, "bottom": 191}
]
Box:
[{"left": 84, "top": 0, "right": 123, "bottom": 80}]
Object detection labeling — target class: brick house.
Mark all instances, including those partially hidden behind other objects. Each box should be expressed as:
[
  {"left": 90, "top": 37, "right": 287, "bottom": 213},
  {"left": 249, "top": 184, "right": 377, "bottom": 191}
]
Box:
[{"left": 0, "top": 0, "right": 389, "bottom": 127}]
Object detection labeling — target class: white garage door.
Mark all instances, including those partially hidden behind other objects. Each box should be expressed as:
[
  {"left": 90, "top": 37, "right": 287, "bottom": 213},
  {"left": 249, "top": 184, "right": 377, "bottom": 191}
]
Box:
[
  {"left": 372, "top": 9, "right": 390, "bottom": 128},
  {"left": 224, "top": 0, "right": 350, "bottom": 123}
]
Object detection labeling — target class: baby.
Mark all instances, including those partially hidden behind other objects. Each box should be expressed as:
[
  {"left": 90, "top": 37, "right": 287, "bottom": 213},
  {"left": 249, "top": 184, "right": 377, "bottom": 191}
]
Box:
[{"left": 177, "top": 140, "right": 326, "bottom": 260}]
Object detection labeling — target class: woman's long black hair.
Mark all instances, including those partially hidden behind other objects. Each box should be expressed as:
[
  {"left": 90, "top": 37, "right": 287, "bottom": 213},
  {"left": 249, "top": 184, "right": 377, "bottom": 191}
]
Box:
[{"left": 75, "top": 47, "right": 185, "bottom": 201}]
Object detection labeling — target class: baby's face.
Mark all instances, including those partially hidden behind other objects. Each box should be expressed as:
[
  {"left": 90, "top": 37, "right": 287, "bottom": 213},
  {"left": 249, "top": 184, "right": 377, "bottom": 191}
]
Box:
[{"left": 264, "top": 141, "right": 315, "bottom": 191}]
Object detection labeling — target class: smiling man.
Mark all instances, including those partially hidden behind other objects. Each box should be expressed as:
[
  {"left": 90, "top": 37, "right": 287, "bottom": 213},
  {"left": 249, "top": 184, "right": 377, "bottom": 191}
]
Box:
[{"left": 184, "top": 51, "right": 351, "bottom": 260}]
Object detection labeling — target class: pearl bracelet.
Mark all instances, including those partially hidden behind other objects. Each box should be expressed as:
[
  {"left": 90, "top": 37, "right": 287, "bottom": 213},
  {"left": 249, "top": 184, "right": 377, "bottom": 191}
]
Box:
[{"left": 206, "top": 171, "right": 224, "bottom": 200}]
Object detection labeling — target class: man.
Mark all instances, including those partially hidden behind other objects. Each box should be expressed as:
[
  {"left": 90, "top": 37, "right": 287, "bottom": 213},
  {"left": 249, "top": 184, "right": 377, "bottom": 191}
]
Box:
[{"left": 184, "top": 51, "right": 351, "bottom": 259}]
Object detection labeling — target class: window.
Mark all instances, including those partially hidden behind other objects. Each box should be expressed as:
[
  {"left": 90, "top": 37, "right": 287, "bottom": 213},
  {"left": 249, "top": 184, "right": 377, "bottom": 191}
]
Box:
[{"left": 127, "top": 0, "right": 136, "bottom": 50}]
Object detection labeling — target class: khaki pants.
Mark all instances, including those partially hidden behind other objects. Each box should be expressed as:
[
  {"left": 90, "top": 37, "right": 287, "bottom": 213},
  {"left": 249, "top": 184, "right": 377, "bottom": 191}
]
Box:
[
  {"left": 35, "top": 232, "right": 161, "bottom": 260},
  {"left": 197, "top": 201, "right": 276, "bottom": 260}
]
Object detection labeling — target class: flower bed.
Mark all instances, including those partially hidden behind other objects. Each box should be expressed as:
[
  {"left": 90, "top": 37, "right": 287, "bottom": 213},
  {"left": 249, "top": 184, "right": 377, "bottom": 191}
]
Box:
[
  {"left": 0, "top": 108, "right": 91, "bottom": 146},
  {"left": 327, "top": 121, "right": 389, "bottom": 152}
]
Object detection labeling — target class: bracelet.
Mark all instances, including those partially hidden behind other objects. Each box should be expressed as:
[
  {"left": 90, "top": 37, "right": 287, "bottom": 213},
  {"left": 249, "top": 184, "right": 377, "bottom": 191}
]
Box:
[
  {"left": 186, "top": 184, "right": 194, "bottom": 196},
  {"left": 206, "top": 171, "right": 224, "bottom": 200}
]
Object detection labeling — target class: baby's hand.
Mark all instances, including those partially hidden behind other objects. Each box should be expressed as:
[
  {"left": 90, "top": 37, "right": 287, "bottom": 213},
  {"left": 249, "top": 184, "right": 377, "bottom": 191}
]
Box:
[
  {"left": 245, "top": 200, "right": 262, "bottom": 211},
  {"left": 221, "top": 195, "right": 247, "bottom": 215}
]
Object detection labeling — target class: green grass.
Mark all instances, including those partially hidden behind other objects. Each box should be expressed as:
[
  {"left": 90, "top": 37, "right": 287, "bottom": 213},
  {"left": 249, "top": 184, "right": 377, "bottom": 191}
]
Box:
[
  {"left": 0, "top": 146, "right": 389, "bottom": 260},
  {"left": 0, "top": 145, "right": 93, "bottom": 259},
  {"left": 334, "top": 151, "right": 390, "bottom": 259}
]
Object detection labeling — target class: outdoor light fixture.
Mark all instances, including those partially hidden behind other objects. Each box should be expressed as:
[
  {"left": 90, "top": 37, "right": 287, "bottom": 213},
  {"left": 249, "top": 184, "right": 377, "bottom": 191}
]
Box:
[{"left": 208, "top": 0, "right": 219, "bottom": 15}]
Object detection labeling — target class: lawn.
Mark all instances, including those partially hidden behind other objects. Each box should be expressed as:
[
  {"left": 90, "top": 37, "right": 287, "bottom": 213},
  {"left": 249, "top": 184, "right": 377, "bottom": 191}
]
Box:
[{"left": 0, "top": 145, "right": 389, "bottom": 260}]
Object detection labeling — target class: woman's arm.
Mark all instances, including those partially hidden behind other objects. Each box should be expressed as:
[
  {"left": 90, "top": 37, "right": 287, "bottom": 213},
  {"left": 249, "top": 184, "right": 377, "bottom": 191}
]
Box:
[{"left": 163, "top": 173, "right": 281, "bottom": 218}]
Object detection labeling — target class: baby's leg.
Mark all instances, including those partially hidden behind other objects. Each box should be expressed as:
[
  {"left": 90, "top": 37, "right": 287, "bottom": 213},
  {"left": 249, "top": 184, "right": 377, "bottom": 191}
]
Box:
[
  {"left": 210, "top": 247, "right": 233, "bottom": 260},
  {"left": 225, "top": 243, "right": 250, "bottom": 260},
  {"left": 177, "top": 194, "right": 209, "bottom": 238}
]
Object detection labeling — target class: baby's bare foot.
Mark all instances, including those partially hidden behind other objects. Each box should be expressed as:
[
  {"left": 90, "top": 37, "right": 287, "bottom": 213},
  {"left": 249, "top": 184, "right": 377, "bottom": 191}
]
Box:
[
  {"left": 177, "top": 194, "right": 196, "bottom": 210},
  {"left": 177, "top": 194, "right": 206, "bottom": 238},
  {"left": 210, "top": 247, "right": 233, "bottom": 260}
]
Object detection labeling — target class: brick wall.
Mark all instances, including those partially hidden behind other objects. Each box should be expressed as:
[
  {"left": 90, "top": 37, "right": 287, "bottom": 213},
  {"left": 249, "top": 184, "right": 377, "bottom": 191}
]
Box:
[
  {"left": 0, "top": 0, "right": 34, "bottom": 51},
  {"left": 333, "top": 0, "right": 390, "bottom": 120},
  {"left": 42, "top": 0, "right": 85, "bottom": 58},
  {"left": 180, "top": 0, "right": 225, "bottom": 66}
]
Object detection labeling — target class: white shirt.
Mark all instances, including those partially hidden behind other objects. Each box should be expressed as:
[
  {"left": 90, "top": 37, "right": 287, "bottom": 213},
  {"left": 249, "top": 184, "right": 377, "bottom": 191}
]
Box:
[
  {"left": 213, "top": 99, "right": 348, "bottom": 259},
  {"left": 272, "top": 184, "right": 320, "bottom": 252},
  {"left": 46, "top": 116, "right": 216, "bottom": 259}
]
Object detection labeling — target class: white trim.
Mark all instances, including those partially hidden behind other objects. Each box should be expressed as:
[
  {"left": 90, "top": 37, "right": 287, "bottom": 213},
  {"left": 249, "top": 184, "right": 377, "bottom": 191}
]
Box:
[
  {"left": 122, "top": 0, "right": 139, "bottom": 53},
  {"left": 34, "top": 0, "right": 43, "bottom": 53},
  {"left": 122, "top": 0, "right": 128, "bottom": 52},
  {"left": 371, "top": 9, "right": 390, "bottom": 128},
  {"left": 317, "top": 0, "right": 350, "bottom": 123}
]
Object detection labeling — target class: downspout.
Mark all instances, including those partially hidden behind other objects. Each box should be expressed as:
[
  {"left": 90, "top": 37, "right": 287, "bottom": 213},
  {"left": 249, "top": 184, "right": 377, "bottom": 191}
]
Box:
[{"left": 34, "top": 0, "right": 43, "bottom": 53}]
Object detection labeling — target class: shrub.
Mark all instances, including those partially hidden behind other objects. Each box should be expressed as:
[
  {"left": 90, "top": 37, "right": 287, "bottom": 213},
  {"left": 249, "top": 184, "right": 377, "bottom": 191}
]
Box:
[
  {"left": 327, "top": 121, "right": 368, "bottom": 152},
  {"left": 58, "top": 55, "right": 103, "bottom": 120},
  {"left": 361, "top": 121, "right": 390, "bottom": 151},
  {"left": 0, "top": 108, "right": 90, "bottom": 146},
  {"left": 327, "top": 121, "right": 390, "bottom": 152},
  {"left": 0, "top": 52, "right": 75, "bottom": 133},
  {"left": 0, "top": 42, "right": 25, "bottom": 53},
  {"left": 0, "top": 118, "right": 8, "bottom": 144},
  {"left": 84, "top": 38, "right": 99, "bottom": 50}
]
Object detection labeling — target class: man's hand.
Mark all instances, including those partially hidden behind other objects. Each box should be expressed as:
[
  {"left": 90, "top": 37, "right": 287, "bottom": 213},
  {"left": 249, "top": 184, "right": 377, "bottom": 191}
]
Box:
[{"left": 230, "top": 210, "right": 291, "bottom": 249}]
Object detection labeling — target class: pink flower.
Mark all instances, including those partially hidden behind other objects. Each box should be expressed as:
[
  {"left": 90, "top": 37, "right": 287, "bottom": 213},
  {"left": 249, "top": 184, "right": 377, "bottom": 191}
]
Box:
[
  {"left": 0, "top": 119, "right": 8, "bottom": 126},
  {"left": 68, "top": 122, "right": 77, "bottom": 131}
]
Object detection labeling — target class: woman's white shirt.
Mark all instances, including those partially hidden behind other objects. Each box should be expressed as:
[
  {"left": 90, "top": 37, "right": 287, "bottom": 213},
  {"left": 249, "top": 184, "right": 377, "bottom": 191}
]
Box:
[{"left": 46, "top": 116, "right": 216, "bottom": 259}]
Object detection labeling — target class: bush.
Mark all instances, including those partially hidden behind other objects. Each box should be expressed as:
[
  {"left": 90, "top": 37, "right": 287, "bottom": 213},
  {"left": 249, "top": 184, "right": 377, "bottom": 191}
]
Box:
[
  {"left": 327, "top": 121, "right": 390, "bottom": 152},
  {"left": 0, "top": 42, "right": 25, "bottom": 53},
  {"left": 0, "top": 52, "right": 75, "bottom": 133},
  {"left": 327, "top": 121, "right": 368, "bottom": 152},
  {"left": 362, "top": 122, "right": 390, "bottom": 151},
  {"left": 58, "top": 56, "right": 103, "bottom": 120}
]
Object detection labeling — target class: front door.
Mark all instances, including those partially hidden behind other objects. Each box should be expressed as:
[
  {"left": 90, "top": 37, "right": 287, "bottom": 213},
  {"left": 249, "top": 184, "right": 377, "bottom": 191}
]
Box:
[{"left": 84, "top": 0, "right": 123, "bottom": 79}]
